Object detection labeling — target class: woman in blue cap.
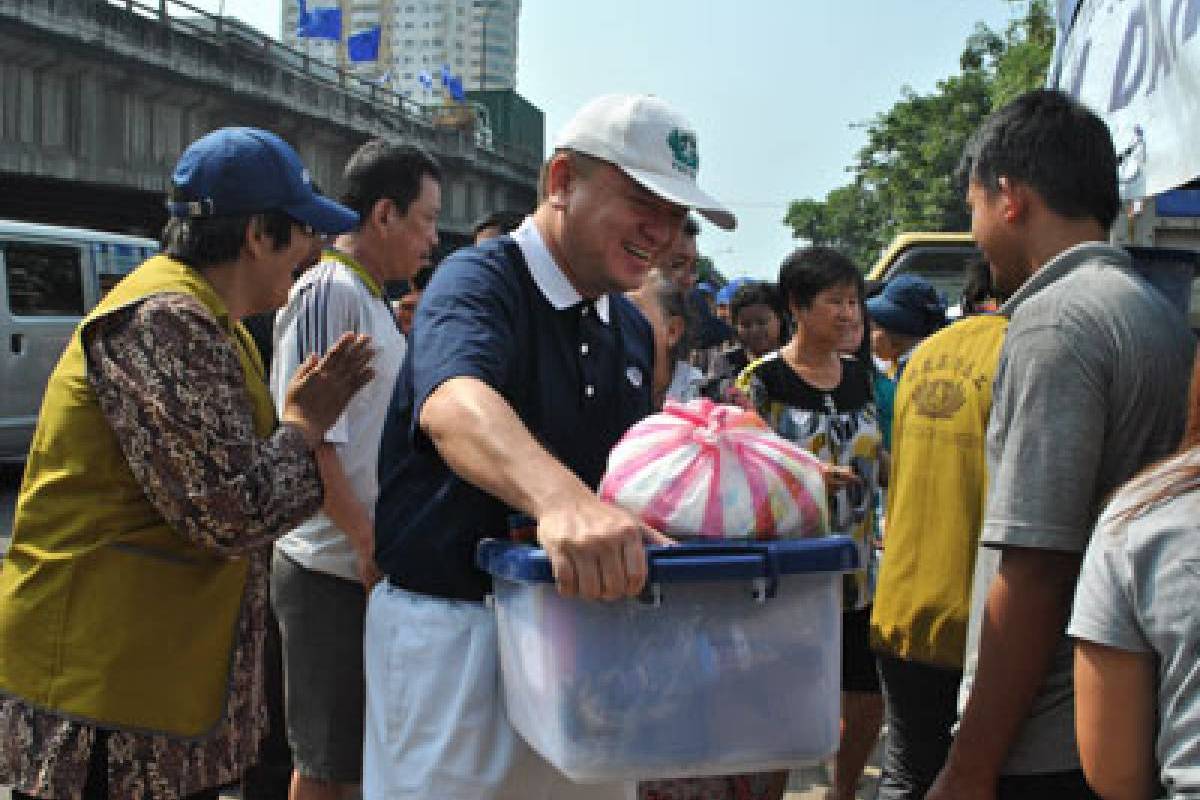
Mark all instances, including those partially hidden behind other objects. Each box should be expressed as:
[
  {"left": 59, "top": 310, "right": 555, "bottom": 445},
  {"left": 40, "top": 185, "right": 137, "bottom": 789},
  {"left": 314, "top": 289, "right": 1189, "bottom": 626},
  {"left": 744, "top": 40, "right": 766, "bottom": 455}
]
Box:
[{"left": 0, "top": 128, "right": 372, "bottom": 800}]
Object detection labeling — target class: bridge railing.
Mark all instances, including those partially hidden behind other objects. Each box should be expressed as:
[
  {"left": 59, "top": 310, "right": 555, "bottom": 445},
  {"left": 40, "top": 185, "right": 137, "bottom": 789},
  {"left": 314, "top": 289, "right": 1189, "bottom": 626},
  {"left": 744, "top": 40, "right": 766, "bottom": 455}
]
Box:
[
  {"left": 131, "top": 0, "right": 433, "bottom": 116},
  {"left": 0, "top": 0, "right": 541, "bottom": 172}
]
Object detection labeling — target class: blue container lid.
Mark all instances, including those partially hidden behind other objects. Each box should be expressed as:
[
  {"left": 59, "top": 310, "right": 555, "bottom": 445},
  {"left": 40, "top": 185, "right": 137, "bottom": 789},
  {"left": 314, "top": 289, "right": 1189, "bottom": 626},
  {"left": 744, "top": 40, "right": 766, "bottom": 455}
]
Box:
[{"left": 477, "top": 536, "right": 861, "bottom": 586}]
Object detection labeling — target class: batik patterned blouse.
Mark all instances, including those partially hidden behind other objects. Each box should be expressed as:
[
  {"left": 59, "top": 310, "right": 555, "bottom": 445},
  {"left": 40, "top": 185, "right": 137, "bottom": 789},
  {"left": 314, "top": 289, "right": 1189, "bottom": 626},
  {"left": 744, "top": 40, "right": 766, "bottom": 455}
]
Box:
[
  {"left": 0, "top": 293, "right": 321, "bottom": 800},
  {"left": 738, "top": 351, "right": 882, "bottom": 609}
]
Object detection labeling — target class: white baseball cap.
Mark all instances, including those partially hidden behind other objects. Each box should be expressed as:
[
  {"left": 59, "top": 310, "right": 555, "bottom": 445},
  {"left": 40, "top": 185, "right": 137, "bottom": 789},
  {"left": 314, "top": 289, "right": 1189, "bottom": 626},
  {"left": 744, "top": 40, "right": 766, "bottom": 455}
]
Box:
[{"left": 553, "top": 94, "right": 736, "bottom": 231}]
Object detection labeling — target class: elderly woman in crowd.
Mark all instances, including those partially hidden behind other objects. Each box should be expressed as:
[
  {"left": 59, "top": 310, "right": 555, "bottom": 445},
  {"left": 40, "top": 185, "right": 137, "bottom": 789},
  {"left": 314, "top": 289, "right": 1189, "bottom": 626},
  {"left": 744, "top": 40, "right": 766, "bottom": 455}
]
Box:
[
  {"left": 737, "top": 246, "right": 883, "bottom": 800},
  {"left": 0, "top": 127, "right": 373, "bottom": 800},
  {"left": 628, "top": 270, "right": 701, "bottom": 408}
]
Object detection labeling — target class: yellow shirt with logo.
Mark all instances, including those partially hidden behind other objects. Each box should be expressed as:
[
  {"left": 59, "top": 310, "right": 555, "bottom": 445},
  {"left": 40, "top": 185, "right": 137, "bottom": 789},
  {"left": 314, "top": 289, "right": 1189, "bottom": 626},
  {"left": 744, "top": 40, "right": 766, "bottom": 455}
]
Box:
[{"left": 870, "top": 315, "right": 1007, "bottom": 669}]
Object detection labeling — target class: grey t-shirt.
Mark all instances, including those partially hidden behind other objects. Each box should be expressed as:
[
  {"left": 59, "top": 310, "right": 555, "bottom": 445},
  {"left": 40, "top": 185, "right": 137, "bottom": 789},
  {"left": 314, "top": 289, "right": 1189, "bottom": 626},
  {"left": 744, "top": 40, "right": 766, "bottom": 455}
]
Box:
[
  {"left": 1070, "top": 451, "right": 1200, "bottom": 798},
  {"left": 958, "top": 242, "right": 1194, "bottom": 774}
]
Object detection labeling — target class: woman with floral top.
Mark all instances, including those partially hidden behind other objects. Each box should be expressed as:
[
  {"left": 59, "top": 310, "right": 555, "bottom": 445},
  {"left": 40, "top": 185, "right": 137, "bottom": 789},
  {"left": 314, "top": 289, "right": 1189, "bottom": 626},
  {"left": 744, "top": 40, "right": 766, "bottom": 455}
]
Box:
[
  {"left": 736, "top": 246, "right": 883, "bottom": 800},
  {"left": 0, "top": 128, "right": 373, "bottom": 800}
]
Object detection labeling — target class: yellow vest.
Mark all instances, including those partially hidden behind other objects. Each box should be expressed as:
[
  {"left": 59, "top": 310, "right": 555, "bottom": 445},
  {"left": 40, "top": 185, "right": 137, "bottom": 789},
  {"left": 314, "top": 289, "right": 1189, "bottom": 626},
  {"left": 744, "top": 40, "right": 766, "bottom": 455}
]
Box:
[
  {"left": 870, "top": 315, "right": 1007, "bottom": 669},
  {"left": 0, "top": 255, "right": 275, "bottom": 737}
]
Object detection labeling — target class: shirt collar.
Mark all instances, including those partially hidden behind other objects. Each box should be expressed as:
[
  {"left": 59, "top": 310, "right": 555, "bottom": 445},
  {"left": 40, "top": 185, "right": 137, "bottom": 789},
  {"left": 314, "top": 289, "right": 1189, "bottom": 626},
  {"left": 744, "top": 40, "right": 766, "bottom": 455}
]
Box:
[
  {"left": 322, "top": 248, "right": 384, "bottom": 299},
  {"left": 1000, "top": 241, "right": 1129, "bottom": 318},
  {"left": 510, "top": 218, "right": 611, "bottom": 324}
]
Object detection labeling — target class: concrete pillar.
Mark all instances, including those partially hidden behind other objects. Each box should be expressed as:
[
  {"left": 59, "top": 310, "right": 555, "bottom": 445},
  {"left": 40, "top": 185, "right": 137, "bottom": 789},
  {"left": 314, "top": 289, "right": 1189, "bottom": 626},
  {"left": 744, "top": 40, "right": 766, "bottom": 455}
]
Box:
[{"left": 77, "top": 68, "right": 103, "bottom": 166}]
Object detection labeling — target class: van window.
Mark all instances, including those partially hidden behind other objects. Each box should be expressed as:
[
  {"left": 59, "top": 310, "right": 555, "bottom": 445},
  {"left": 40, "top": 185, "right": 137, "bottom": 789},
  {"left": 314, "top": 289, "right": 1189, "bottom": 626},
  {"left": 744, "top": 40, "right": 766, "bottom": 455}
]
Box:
[
  {"left": 4, "top": 241, "right": 85, "bottom": 316},
  {"left": 92, "top": 242, "right": 150, "bottom": 300}
]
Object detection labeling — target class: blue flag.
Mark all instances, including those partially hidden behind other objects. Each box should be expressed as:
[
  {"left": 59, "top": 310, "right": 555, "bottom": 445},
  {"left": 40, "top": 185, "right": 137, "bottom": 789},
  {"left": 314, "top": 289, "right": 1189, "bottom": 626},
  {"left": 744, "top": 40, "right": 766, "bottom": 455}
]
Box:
[
  {"left": 448, "top": 74, "right": 465, "bottom": 103},
  {"left": 297, "top": 4, "right": 341, "bottom": 40},
  {"left": 296, "top": 0, "right": 310, "bottom": 33},
  {"left": 440, "top": 63, "right": 452, "bottom": 87},
  {"left": 348, "top": 26, "right": 381, "bottom": 62},
  {"left": 417, "top": 70, "right": 433, "bottom": 91}
]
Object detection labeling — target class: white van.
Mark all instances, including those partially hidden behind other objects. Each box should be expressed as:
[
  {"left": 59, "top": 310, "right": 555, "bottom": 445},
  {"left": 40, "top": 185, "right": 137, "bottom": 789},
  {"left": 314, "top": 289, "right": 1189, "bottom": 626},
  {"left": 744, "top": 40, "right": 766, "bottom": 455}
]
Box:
[{"left": 0, "top": 221, "right": 159, "bottom": 463}]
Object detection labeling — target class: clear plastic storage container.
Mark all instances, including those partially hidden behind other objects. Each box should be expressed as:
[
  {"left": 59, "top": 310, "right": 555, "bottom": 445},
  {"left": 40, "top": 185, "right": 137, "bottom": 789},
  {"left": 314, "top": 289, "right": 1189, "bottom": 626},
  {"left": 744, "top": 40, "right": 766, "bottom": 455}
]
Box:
[{"left": 477, "top": 537, "right": 860, "bottom": 782}]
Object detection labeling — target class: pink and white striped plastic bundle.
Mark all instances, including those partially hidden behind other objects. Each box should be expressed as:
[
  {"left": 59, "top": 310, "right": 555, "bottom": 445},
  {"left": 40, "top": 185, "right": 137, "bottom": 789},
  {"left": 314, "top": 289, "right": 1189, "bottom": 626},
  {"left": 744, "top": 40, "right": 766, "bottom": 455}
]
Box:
[{"left": 599, "top": 398, "right": 829, "bottom": 540}]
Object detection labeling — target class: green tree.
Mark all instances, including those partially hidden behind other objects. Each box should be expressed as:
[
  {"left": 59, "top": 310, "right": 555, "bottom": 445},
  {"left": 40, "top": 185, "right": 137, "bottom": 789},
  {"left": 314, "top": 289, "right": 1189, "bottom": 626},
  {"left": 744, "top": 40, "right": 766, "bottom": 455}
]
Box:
[
  {"left": 784, "top": 182, "right": 886, "bottom": 269},
  {"left": 784, "top": 0, "right": 1053, "bottom": 270},
  {"left": 991, "top": 0, "right": 1055, "bottom": 108}
]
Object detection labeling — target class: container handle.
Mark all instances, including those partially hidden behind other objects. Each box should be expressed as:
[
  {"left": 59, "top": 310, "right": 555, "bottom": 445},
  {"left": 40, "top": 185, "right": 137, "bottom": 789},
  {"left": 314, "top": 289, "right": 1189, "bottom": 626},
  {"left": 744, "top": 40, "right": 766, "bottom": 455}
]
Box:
[{"left": 643, "top": 543, "right": 782, "bottom": 603}]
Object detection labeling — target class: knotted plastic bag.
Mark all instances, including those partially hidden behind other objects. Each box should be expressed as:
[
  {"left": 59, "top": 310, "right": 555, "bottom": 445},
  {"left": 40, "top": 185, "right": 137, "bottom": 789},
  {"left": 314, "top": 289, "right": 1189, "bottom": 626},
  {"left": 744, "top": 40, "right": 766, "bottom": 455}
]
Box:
[{"left": 599, "top": 398, "right": 828, "bottom": 539}]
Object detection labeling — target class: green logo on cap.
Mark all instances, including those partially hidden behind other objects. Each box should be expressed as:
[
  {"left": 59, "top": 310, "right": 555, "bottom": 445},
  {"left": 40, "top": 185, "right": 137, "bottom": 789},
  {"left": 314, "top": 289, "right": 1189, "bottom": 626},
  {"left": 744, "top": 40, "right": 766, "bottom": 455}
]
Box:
[{"left": 667, "top": 129, "right": 699, "bottom": 176}]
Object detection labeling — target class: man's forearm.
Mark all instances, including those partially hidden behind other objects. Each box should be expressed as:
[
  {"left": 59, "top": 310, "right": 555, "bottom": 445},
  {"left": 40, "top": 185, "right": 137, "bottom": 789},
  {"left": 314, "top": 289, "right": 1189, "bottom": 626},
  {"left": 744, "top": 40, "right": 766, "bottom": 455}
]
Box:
[
  {"left": 316, "top": 443, "right": 374, "bottom": 558},
  {"left": 421, "top": 377, "right": 667, "bottom": 601},
  {"left": 420, "top": 377, "right": 593, "bottom": 519},
  {"left": 944, "top": 546, "right": 1082, "bottom": 782}
]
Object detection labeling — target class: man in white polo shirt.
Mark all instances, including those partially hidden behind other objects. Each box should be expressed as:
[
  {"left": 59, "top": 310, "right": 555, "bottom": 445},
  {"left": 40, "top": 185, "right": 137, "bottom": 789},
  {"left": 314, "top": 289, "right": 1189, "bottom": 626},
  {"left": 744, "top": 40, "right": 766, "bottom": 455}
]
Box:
[{"left": 269, "top": 140, "right": 441, "bottom": 800}]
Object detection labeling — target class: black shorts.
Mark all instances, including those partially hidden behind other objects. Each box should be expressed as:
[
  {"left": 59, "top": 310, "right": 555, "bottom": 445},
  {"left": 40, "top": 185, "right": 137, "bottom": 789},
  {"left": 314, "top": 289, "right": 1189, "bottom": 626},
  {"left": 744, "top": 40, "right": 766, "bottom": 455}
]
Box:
[{"left": 842, "top": 606, "right": 882, "bottom": 693}]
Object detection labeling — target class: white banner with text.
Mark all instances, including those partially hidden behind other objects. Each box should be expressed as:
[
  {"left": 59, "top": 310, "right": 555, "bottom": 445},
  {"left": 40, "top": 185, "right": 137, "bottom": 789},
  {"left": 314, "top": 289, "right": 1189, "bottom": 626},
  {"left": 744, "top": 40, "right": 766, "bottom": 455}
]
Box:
[{"left": 1050, "top": 0, "right": 1200, "bottom": 198}]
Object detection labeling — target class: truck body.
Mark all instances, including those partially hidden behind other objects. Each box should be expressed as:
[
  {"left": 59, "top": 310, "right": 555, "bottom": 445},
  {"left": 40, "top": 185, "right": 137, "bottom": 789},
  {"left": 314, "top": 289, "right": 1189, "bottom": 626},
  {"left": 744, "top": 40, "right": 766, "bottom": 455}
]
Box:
[{"left": 866, "top": 190, "right": 1200, "bottom": 331}]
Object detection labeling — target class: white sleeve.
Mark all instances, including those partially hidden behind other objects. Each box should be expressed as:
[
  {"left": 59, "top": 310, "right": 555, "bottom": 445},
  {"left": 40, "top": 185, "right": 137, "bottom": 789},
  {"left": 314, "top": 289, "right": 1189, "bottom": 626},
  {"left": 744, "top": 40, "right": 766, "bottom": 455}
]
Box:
[{"left": 269, "top": 268, "right": 364, "bottom": 446}]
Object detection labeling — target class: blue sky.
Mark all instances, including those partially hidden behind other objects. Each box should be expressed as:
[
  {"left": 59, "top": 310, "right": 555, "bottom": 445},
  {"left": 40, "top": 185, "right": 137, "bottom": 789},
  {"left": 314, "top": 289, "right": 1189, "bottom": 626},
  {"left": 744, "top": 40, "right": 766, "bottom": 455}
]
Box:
[{"left": 219, "top": 0, "right": 1022, "bottom": 280}]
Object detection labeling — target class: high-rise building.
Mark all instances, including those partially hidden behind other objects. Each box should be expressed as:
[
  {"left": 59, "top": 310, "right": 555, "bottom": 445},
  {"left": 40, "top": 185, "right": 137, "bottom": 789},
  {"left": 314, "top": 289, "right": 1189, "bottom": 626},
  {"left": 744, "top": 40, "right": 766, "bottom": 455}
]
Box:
[{"left": 280, "top": 0, "right": 520, "bottom": 103}]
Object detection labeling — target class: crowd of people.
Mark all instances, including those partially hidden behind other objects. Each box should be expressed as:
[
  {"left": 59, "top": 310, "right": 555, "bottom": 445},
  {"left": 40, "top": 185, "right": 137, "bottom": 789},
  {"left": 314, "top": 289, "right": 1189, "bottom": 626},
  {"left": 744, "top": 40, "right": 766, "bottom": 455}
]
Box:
[{"left": 0, "top": 86, "right": 1197, "bottom": 800}]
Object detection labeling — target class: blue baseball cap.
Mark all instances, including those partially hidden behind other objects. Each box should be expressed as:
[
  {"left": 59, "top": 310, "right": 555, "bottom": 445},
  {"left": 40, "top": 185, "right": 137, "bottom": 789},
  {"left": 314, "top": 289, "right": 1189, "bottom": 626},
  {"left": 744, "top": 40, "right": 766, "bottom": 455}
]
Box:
[
  {"left": 167, "top": 127, "right": 359, "bottom": 235},
  {"left": 715, "top": 277, "right": 750, "bottom": 306},
  {"left": 866, "top": 274, "right": 947, "bottom": 337}
]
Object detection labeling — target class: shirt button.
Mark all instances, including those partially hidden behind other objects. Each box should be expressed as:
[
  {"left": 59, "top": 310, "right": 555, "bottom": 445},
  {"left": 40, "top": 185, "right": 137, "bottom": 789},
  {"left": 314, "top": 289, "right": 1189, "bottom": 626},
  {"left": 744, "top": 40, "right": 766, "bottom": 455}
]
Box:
[
  {"left": 585, "top": 385, "right": 595, "bottom": 398},
  {"left": 581, "top": 306, "right": 589, "bottom": 317},
  {"left": 580, "top": 343, "right": 590, "bottom": 356}
]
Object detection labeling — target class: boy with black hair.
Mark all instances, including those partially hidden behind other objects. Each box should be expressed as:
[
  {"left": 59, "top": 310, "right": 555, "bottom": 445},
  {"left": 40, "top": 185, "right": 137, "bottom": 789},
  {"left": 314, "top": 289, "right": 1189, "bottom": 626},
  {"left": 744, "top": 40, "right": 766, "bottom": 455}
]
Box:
[
  {"left": 269, "top": 139, "right": 441, "bottom": 800},
  {"left": 927, "top": 89, "right": 1194, "bottom": 800}
]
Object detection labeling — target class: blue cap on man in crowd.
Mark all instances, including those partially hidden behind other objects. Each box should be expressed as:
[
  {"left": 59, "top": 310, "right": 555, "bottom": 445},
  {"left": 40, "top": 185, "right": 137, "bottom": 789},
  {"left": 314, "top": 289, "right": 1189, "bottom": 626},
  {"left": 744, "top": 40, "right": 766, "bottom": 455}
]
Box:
[
  {"left": 716, "top": 277, "right": 751, "bottom": 306},
  {"left": 866, "top": 274, "right": 948, "bottom": 337},
  {"left": 696, "top": 281, "right": 716, "bottom": 296},
  {"left": 166, "top": 127, "right": 359, "bottom": 235}
]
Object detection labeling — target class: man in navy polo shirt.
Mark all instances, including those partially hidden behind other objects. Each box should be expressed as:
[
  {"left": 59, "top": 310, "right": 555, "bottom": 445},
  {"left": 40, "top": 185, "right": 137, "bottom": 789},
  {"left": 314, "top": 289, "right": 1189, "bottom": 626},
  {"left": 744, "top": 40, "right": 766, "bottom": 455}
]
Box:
[{"left": 364, "top": 94, "right": 736, "bottom": 800}]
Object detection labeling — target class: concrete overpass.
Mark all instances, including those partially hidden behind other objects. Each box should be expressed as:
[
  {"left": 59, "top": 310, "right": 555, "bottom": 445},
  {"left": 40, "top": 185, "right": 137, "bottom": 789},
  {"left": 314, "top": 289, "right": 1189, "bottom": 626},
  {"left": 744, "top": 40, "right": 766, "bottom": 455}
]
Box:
[{"left": 0, "top": 0, "right": 540, "bottom": 248}]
